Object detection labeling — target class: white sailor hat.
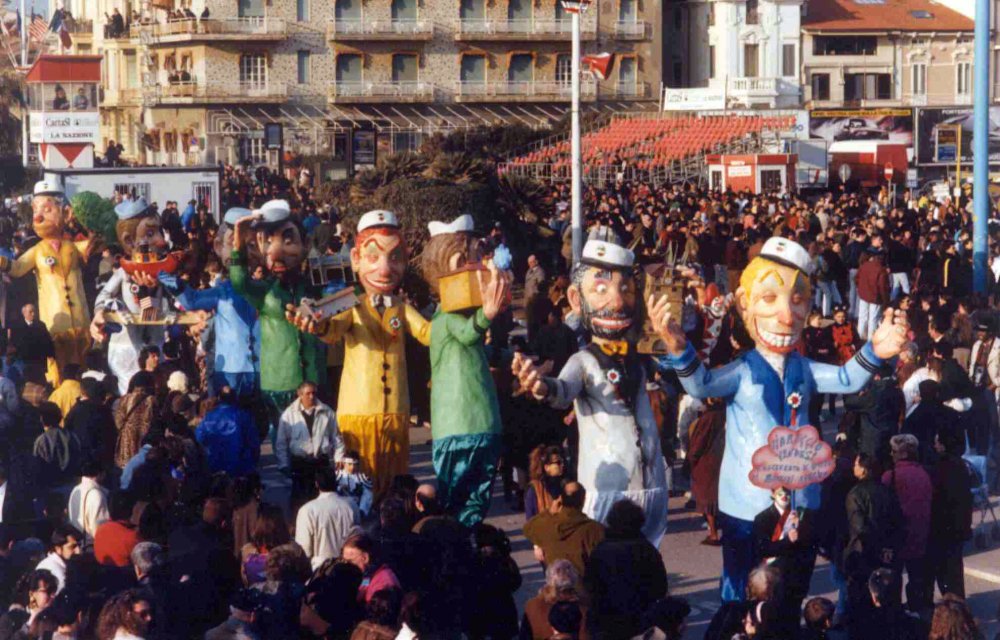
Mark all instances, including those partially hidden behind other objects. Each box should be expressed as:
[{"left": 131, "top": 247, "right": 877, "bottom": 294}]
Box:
[
  {"left": 33, "top": 180, "right": 63, "bottom": 197},
  {"left": 254, "top": 199, "right": 291, "bottom": 224},
  {"left": 114, "top": 197, "right": 150, "bottom": 221},
  {"left": 223, "top": 207, "right": 252, "bottom": 227},
  {"left": 427, "top": 214, "right": 475, "bottom": 238},
  {"left": 581, "top": 239, "right": 634, "bottom": 270},
  {"left": 357, "top": 209, "right": 400, "bottom": 233},
  {"left": 759, "top": 237, "right": 812, "bottom": 276}
]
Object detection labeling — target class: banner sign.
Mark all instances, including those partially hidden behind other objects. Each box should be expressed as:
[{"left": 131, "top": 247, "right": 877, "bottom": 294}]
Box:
[
  {"left": 809, "top": 108, "right": 913, "bottom": 146},
  {"left": 915, "top": 107, "right": 1000, "bottom": 165},
  {"left": 29, "top": 112, "right": 100, "bottom": 144},
  {"left": 748, "top": 425, "right": 835, "bottom": 490}
]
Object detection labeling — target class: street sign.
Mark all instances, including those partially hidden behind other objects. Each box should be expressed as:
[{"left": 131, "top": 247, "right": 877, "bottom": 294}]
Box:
[
  {"left": 884, "top": 163, "right": 894, "bottom": 182},
  {"left": 838, "top": 164, "right": 852, "bottom": 183},
  {"left": 935, "top": 124, "right": 960, "bottom": 163},
  {"left": 906, "top": 168, "right": 918, "bottom": 189}
]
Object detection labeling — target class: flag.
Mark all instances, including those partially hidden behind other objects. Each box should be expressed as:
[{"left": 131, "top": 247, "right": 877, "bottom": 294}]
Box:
[
  {"left": 47, "top": 8, "right": 62, "bottom": 33},
  {"left": 559, "top": 0, "right": 591, "bottom": 13},
  {"left": 48, "top": 8, "right": 70, "bottom": 47},
  {"left": 29, "top": 15, "right": 48, "bottom": 42},
  {"left": 58, "top": 23, "right": 71, "bottom": 47},
  {"left": 582, "top": 52, "right": 614, "bottom": 81}
]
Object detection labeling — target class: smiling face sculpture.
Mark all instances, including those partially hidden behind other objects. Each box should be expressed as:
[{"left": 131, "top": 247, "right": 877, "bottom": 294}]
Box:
[
  {"left": 566, "top": 239, "right": 638, "bottom": 341},
  {"left": 736, "top": 249, "right": 811, "bottom": 356}
]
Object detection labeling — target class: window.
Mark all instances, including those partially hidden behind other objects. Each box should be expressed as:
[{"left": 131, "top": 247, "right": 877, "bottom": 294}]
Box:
[
  {"left": 240, "top": 54, "right": 267, "bottom": 87},
  {"left": 459, "top": 0, "right": 484, "bottom": 21},
  {"left": 744, "top": 43, "right": 759, "bottom": 77},
  {"left": 957, "top": 61, "right": 972, "bottom": 96},
  {"left": 392, "top": 53, "right": 418, "bottom": 83},
  {"left": 910, "top": 10, "right": 932, "bottom": 18},
  {"left": 709, "top": 46, "right": 716, "bottom": 79},
  {"left": 238, "top": 0, "right": 264, "bottom": 18},
  {"left": 124, "top": 51, "right": 138, "bottom": 88},
  {"left": 193, "top": 182, "right": 215, "bottom": 212},
  {"left": 297, "top": 50, "right": 310, "bottom": 84},
  {"left": 296, "top": 0, "right": 308, "bottom": 21},
  {"left": 619, "top": 0, "right": 636, "bottom": 21},
  {"left": 508, "top": 0, "right": 531, "bottom": 23},
  {"left": 460, "top": 54, "right": 486, "bottom": 86},
  {"left": 782, "top": 44, "right": 795, "bottom": 77},
  {"left": 391, "top": 0, "right": 416, "bottom": 22},
  {"left": 335, "top": 0, "right": 360, "bottom": 22},
  {"left": 556, "top": 54, "right": 572, "bottom": 85},
  {"left": 335, "top": 53, "right": 362, "bottom": 84},
  {"left": 760, "top": 169, "right": 782, "bottom": 192},
  {"left": 114, "top": 183, "right": 150, "bottom": 201},
  {"left": 813, "top": 35, "right": 877, "bottom": 55},
  {"left": 708, "top": 3, "right": 715, "bottom": 26},
  {"left": 618, "top": 56, "right": 636, "bottom": 91},
  {"left": 508, "top": 53, "right": 534, "bottom": 84},
  {"left": 746, "top": 0, "right": 758, "bottom": 24},
  {"left": 844, "top": 73, "right": 891, "bottom": 100},
  {"left": 911, "top": 63, "right": 926, "bottom": 96},
  {"left": 811, "top": 73, "right": 830, "bottom": 100}
]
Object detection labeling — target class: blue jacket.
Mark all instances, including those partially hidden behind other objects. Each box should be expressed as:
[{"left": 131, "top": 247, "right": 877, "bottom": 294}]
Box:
[
  {"left": 659, "top": 342, "right": 883, "bottom": 521},
  {"left": 196, "top": 403, "right": 260, "bottom": 477},
  {"left": 181, "top": 204, "right": 197, "bottom": 233},
  {"left": 176, "top": 280, "right": 260, "bottom": 375}
]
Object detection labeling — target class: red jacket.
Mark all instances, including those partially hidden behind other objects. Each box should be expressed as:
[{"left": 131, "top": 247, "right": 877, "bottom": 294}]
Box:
[{"left": 855, "top": 259, "right": 890, "bottom": 305}]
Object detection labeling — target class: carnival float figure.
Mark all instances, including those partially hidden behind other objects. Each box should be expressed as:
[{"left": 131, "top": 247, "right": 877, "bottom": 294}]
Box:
[
  {"left": 159, "top": 207, "right": 261, "bottom": 398},
  {"left": 0, "top": 181, "right": 95, "bottom": 375},
  {"left": 288, "top": 210, "right": 431, "bottom": 498},
  {"left": 91, "top": 197, "right": 173, "bottom": 395},
  {"left": 420, "top": 215, "right": 512, "bottom": 527},
  {"left": 650, "top": 236, "right": 909, "bottom": 602},
  {"left": 230, "top": 200, "right": 325, "bottom": 427},
  {"left": 512, "top": 238, "right": 669, "bottom": 546}
]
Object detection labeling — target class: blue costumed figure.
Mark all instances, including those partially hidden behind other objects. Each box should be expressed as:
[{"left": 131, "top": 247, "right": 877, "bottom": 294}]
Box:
[{"left": 651, "top": 237, "right": 909, "bottom": 602}]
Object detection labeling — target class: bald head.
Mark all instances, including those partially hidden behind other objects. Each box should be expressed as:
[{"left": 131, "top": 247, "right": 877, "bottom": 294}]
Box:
[
  {"left": 561, "top": 482, "right": 586, "bottom": 510},
  {"left": 415, "top": 484, "right": 439, "bottom": 514}
]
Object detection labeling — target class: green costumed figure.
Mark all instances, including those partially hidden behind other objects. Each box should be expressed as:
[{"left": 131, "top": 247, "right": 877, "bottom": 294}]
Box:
[{"left": 421, "top": 214, "right": 512, "bottom": 527}]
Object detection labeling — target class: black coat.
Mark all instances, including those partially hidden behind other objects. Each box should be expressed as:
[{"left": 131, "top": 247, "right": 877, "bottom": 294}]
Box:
[
  {"left": 902, "top": 401, "right": 960, "bottom": 465},
  {"left": 584, "top": 534, "right": 668, "bottom": 639},
  {"left": 751, "top": 505, "right": 817, "bottom": 598},
  {"left": 64, "top": 398, "right": 117, "bottom": 471},
  {"left": 844, "top": 479, "right": 904, "bottom": 576},
  {"left": 930, "top": 454, "right": 973, "bottom": 546},
  {"left": 8, "top": 321, "right": 54, "bottom": 364}
]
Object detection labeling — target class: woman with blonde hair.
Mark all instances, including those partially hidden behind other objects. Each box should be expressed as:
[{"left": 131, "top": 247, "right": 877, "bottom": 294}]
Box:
[
  {"left": 520, "top": 559, "right": 590, "bottom": 640},
  {"left": 928, "top": 595, "right": 982, "bottom": 640}
]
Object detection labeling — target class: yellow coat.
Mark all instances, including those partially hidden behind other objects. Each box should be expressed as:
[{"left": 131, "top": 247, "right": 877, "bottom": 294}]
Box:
[{"left": 320, "top": 297, "right": 431, "bottom": 418}]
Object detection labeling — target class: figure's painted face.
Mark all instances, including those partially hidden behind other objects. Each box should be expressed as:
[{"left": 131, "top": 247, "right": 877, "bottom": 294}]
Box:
[
  {"left": 31, "top": 195, "right": 65, "bottom": 240},
  {"left": 772, "top": 487, "right": 791, "bottom": 509},
  {"left": 350, "top": 231, "right": 407, "bottom": 295},
  {"left": 256, "top": 221, "right": 304, "bottom": 277},
  {"left": 572, "top": 267, "right": 636, "bottom": 340},
  {"left": 740, "top": 261, "right": 809, "bottom": 356},
  {"left": 134, "top": 217, "right": 166, "bottom": 252}
]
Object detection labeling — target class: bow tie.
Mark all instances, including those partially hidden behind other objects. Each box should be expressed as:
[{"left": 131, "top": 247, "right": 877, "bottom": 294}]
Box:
[
  {"left": 370, "top": 294, "right": 394, "bottom": 309},
  {"left": 598, "top": 340, "right": 629, "bottom": 357}
]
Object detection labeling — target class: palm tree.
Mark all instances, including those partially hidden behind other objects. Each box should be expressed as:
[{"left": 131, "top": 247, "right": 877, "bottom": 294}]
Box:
[{"left": 423, "top": 152, "right": 491, "bottom": 185}]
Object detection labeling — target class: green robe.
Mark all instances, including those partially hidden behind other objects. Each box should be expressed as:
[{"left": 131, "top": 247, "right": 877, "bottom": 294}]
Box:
[{"left": 230, "top": 250, "right": 325, "bottom": 394}]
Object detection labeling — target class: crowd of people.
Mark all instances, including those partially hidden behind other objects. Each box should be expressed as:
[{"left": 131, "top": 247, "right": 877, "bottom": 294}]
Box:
[{"left": 0, "top": 161, "right": 995, "bottom": 640}]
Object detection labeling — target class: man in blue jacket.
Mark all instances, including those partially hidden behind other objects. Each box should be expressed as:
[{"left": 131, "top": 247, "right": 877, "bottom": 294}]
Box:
[
  {"left": 196, "top": 387, "right": 259, "bottom": 476},
  {"left": 652, "top": 236, "right": 909, "bottom": 603}
]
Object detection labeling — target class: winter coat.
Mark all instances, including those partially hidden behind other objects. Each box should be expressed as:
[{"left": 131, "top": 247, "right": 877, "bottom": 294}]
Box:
[
  {"left": 881, "top": 461, "right": 932, "bottom": 560},
  {"left": 113, "top": 389, "right": 155, "bottom": 468},
  {"left": 844, "top": 478, "right": 904, "bottom": 576},
  {"left": 584, "top": 534, "right": 668, "bottom": 639},
  {"left": 752, "top": 506, "right": 817, "bottom": 598},
  {"left": 274, "top": 398, "right": 343, "bottom": 471},
  {"left": 196, "top": 403, "right": 260, "bottom": 477},
  {"left": 855, "top": 259, "right": 889, "bottom": 305},
  {"left": 930, "top": 454, "right": 973, "bottom": 545},
  {"left": 523, "top": 507, "right": 606, "bottom": 576}
]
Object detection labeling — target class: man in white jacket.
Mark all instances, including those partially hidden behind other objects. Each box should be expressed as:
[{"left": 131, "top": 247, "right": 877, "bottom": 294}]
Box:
[
  {"left": 67, "top": 459, "right": 110, "bottom": 550},
  {"left": 276, "top": 382, "right": 344, "bottom": 509}
]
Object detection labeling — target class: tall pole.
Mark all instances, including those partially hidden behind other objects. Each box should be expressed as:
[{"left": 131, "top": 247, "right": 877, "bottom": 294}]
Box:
[
  {"left": 570, "top": 8, "right": 583, "bottom": 265},
  {"left": 20, "top": 0, "right": 28, "bottom": 169},
  {"left": 973, "top": 0, "right": 990, "bottom": 293}
]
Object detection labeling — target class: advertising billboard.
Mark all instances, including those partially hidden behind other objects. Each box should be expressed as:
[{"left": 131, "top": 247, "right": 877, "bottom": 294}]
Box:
[
  {"left": 29, "top": 112, "right": 100, "bottom": 144},
  {"left": 808, "top": 108, "right": 913, "bottom": 146},
  {"left": 914, "top": 107, "right": 1000, "bottom": 165}
]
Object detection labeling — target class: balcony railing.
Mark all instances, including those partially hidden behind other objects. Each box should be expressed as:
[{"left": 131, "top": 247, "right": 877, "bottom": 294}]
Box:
[
  {"left": 327, "top": 18, "right": 434, "bottom": 39},
  {"left": 613, "top": 20, "right": 648, "bottom": 39},
  {"left": 729, "top": 77, "right": 779, "bottom": 96},
  {"left": 454, "top": 18, "right": 596, "bottom": 39},
  {"left": 63, "top": 18, "right": 94, "bottom": 34},
  {"left": 135, "top": 17, "right": 287, "bottom": 42},
  {"left": 102, "top": 87, "right": 142, "bottom": 106},
  {"left": 144, "top": 81, "right": 287, "bottom": 104},
  {"left": 328, "top": 81, "right": 435, "bottom": 102},
  {"left": 607, "top": 80, "right": 650, "bottom": 99},
  {"left": 454, "top": 80, "right": 596, "bottom": 101}
]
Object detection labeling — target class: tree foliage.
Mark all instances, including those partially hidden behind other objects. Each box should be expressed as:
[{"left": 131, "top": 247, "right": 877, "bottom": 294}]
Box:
[{"left": 70, "top": 191, "right": 118, "bottom": 243}]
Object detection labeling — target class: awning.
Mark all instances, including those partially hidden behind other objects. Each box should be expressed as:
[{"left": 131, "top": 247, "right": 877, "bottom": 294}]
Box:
[{"left": 205, "top": 104, "right": 345, "bottom": 135}]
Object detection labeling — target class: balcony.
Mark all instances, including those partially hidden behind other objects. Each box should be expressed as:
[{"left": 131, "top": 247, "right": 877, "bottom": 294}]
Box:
[
  {"left": 133, "top": 17, "right": 287, "bottom": 44},
  {"left": 327, "top": 19, "right": 434, "bottom": 41},
  {"left": 64, "top": 18, "right": 93, "bottom": 37},
  {"left": 454, "top": 18, "right": 596, "bottom": 41},
  {"left": 612, "top": 20, "right": 649, "bottom": 40},
  {"left": 328, "top": 81, "right": 435, "bottom": 104},
  {"left": 102, "top": 88, "right": 142, "bottom": 107},
  {"left": 454, "top": 80, "right": 596, "bottom": 103},
  {"left": 727, "top": 77, "right": 801, "bottom": 108},
  {"left": 601, "top": 81, "right": 651, "bottom": 100},
  {"left": 143, "top": 81, "right": 287, "bottom": 106}
]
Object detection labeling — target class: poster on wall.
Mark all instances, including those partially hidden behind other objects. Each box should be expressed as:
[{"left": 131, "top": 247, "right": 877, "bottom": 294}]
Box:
[
  {"left": 808, "top": 108, "right": 913, "bottom": 146},
  {"left": 352, "top": 129, "right": 376, "bottom": 167},
  {"left": 915, "top": 107, "right": 1000, "bottom": 165}
]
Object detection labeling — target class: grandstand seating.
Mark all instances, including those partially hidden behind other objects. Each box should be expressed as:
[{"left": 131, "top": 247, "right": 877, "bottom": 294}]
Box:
[{"left": 503, "top": 114, "right": 797, "bottom": 178}]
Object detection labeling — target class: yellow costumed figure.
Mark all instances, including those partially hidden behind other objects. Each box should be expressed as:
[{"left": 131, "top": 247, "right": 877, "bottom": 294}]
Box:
[
  {"left": 0, "top": 180, "right": 93, "bottom": 376},
  {"left": 291, "top": 210, "right": 430, "bottom": 498}
]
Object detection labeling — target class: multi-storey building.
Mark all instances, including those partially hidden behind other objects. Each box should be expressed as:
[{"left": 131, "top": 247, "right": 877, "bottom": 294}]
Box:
[
  {"left": 663, "top": 0, "right": 803, "bottom": 110},
  {"left": 58, "top": 0, "right": 662, "bottom": 168},
  {"left": 801, "top": 0, "right": 973, "bottom": 108}
]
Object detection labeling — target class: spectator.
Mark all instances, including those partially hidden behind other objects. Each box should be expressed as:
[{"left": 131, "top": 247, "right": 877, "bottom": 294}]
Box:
[
  {"left": 196, "top": 386, "right": 260, "bottom": 477},
  {"left": 64, "top": 376, "right": 116, "bottom": 470},
  {"left": 521, "top": 560, "right": 590, "bottom": 640},
  {"left": 523, "top": 482, "right": 605, "bottom": 576},
  {"left": 33, "top": 401, "right": 82, "bottom": 490},
  {"left": 469, "top": 524, "right": 521, "bottom": 639},
  {"left": 341, "top": 533, "right": 401, "bottom": 605},
  {"left": 585, "top": 499, "right": 667, "bottom": 638},
  {"left": 276, "top": 381, "right": 343, "bottom": 509},
  {"left": 35, "top": 525, "right": 84, "bottom": 593},
  {"left": 295, "top": 465, "right": 359, "bottom": 571},
  {"left": 929, "top": 428, "right": 974, "bottom": 599},
  {"left": 799, "top": 597, "right": 846, "bottom": 640},
  {"left": 204, "top": 587, "right": 264, "bottom": 640},
  {"left": 349, "top": 587, "right": 401, "bottom": 640},
  {"left": 687, "top": 397, "right": 725, "bottom": 545},
  {"left": 48, "top": 363, "right": 82, "bottom": 425},
  {"left": 93, "top": 490, "right": 140, "bottom": 567},
  {"left": 523, "top": 254, "right": 547, "bottom": 341},
  {"left": 902, "top": 380, "right": 959, "bottom": 464},
  {"left": 548, "top": 601, "right": 582, "bottom": 640},
  {"left": 928, "top": 595, "right": 981, "bottom": 640},
  {"left": 855, "top": 568, "right": 926, "bottom": 640},
  {"left": 96, "top": 589, "right": 154, "bottom": 640},
  {"left": 9, "top": 303, "right": 55, "bottom": 385},
  {"left": 113, "top": 372, "right": 156, "bottom": 468},
  {"left": 239, "top": 504, "right": 290, "bottom": 586},
  {"left": 251, "top": 543, "right": 312, "bottom": 638},
  {"left": 855, "top": 249, "right": 889, "bottom": 340},
  {"left": 67, "top": 458, "right": 110, "bottom": 549},
  {"left": 524, "top": 445, "right": 566, "bottom": 521}
]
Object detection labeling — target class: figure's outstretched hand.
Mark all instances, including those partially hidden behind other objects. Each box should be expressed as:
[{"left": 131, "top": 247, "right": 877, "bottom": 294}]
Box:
[
  {"left": 132, "top": 271, "right": 158, "bottom": 289},
  {"left": 648, "top": 294, "right": 687, "bottom": 356},
  {"left": 871, "top": 307, "right": 909, "bottom": 360},
  {"left": 511, "top": 352, "right": 552, "bottom": 400},
  {"left": 89, "top": 315, "right": 106, "bottom": 344},
  {"left": 480, "top": 262, "right": 511, "bottom": 321},
  {"left": 232, "top": 214, "right": 259, "bottom": 251},
  {"left": 158, "top": 271, "right": 183, "bottom": 294},
  {"left": 285, "top": 303, "right": 328, "bottom": 335}
]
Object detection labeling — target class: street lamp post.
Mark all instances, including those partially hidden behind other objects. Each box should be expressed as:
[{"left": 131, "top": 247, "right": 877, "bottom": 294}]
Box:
[
  {"left": 562, "top": 0, "right": 591, "bottom": 266},
  {"left": 973, "top": 0, "right": 990, "bottom": 293}
]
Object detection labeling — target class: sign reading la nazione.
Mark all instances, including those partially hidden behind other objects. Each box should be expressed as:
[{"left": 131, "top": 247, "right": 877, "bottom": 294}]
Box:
[{"left": 29, "top": 112, "right": 100, "bottom": 144}]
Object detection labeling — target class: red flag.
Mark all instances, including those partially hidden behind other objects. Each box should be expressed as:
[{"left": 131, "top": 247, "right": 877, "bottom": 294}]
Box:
[
  {"left": 28, "top": 15, "right": 47, "bottom": 42},
  {"left": 582, "top": 52, "right": 614, "bottom": 81},
  {"left": 58, "top": 23, "right": 71, "bottom": 48}
]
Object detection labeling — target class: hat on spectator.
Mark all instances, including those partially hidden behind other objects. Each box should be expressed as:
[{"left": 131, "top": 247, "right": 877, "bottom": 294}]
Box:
[
  {"left": 428, "top": 214, "right": 474, "bottom": 238},
  {"left": 759, "top": 237, "right": 812, "bottom": 276},
  {"left": 33, "top": 179, "right": 63, "bottom": 197},
  {"left": 976, "top": 319, "right": 994, "bottom": 333},
  {"left": 114, "top": 197, "right": 150, "bottom": 221},
  {"left": 581, "top": 239, "right": 634, "bottom": 271},
  {"left": 357, "top": 209, "right": 399, "bottom": 233},
  {"left": 223, "top": 207, "right": 252, "bottom": 227}
]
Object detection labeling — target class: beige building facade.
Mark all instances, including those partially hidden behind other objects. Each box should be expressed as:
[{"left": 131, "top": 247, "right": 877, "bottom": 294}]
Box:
[{"left": 57, "top": 0, "right": 662, "bottom": 167}]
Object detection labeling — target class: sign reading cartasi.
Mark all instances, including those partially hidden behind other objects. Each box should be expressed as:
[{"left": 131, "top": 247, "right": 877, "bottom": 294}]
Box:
[{"left": 29, "top": 112, "right": 100, "bottom": 144}]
